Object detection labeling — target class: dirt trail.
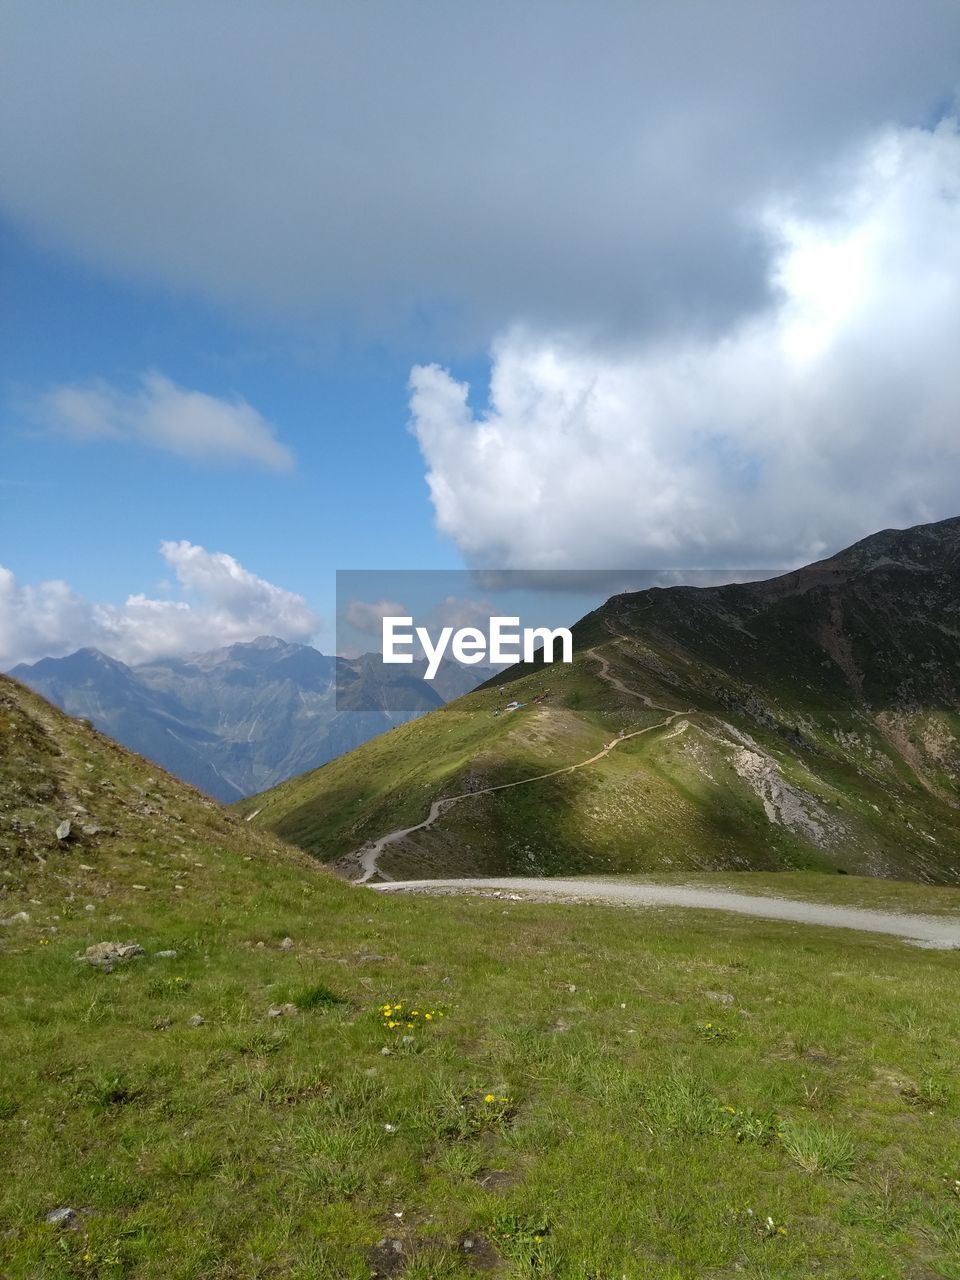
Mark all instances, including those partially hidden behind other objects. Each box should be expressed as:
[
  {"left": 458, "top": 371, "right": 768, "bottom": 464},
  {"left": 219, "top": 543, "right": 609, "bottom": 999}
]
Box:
[
  {"left": 347, "top": 643, "right": 691, "bottom": 882},
  {"left": 368, "top": 876, "right": 960, "bottom": 947},
  {"left": 587, "top": 643, "right": 677, "bottom": 712}
]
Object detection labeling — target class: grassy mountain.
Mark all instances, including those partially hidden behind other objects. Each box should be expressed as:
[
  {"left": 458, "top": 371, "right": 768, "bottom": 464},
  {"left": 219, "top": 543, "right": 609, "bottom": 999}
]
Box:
[
  {"left": 239, "top": 517, "right": 960, "bottom": 884},
  {"left": 11, "top": 637, "right": 492, "bottom": 802},
  {"left": 4, "top": 671, "right": 960, "bottom": 1277},
  {"left": 5, "top": 671, "right": 960, "bottom": 1277}
]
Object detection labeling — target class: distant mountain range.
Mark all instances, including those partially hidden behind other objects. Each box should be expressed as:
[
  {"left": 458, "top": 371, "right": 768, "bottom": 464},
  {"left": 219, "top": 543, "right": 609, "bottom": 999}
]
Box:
[
  {"left": 240, "top": 517, "right": 960, "bottom": 885},
  {"left": 10, "top": 637, "right": 492, "bottom": 801}
]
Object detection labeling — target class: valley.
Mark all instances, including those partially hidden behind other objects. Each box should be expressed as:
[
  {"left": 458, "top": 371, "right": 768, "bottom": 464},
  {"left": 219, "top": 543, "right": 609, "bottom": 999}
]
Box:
[{"left": 11, "top": 637, "right": 493, "bottom": 802}]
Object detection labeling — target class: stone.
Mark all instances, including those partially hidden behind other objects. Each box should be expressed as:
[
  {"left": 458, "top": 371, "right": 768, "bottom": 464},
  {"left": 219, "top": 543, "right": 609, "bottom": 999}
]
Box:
[
  {"left": 55, "top": 820, "right": 71, "bottom": 842},
  {"left": 267, "top": 1002, "right": 298, "bottom": 1018},
  {"left": 81, "top": 825, "right": 101, "bottom": 837},
  {"left": 45, "top": 1207, "right": 77, "bottom": 1228},
  {"left": 155, "top": 949, "right": 178, "bottom": 959},
  {"left": 1, "top": 911, "right": 30, "bottom": 926},
  {"left": 278, "top": 936, "right": 295, "bottom": 951},
  {"left": 81, "top": 941, "right": 144, "bottom": 968},
  {"left": 188, "top": 1014, "right": 205, "bottom": 1027},
  {"left": 370, "top": 1238, "right": 405, "bottom": 1268}
]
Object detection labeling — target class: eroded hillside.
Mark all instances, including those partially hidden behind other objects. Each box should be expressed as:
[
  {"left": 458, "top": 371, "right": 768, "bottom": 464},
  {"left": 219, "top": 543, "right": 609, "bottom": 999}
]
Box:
[{"left": 240, "top": 518, "right": 960, "bottom": 884}]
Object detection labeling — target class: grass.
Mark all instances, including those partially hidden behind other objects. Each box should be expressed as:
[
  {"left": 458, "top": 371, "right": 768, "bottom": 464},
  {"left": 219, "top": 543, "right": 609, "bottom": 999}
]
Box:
[
  {"left": 275, "top": 981, "right": 349, "bottom": 1010},
  {"left": 237, "top": 628, "right": 960, "bottom": 886},
  {"left": 4, "top": 862, "right": 960, "bottom": 1279},
  {"left": 779, "top": 1119, "right": 858, "bottom": 1178},
  {"left": 4, "top": 676, "right": 960, "bottom": 1276}
]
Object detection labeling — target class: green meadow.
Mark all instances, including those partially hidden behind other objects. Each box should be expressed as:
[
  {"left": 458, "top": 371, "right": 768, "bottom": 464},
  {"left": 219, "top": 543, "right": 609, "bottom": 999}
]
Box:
[{"left": 3, "top": 855, "right": 960, "bottom": 1279}]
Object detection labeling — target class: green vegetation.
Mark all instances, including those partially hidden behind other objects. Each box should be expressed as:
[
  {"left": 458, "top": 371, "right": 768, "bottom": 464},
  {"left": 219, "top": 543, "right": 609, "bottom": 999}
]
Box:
[
  {"left": 3, "top": 675, "right": 960, "bottom": 1277},
  {"left": 5, "top": 857, "right": 960, "bottom": 1278},
  {"left": 240, "top": 528, "right": 960, "bottom": 883},
  {"left": 239, "top": 627, "right": 960, "bottom": 883}
]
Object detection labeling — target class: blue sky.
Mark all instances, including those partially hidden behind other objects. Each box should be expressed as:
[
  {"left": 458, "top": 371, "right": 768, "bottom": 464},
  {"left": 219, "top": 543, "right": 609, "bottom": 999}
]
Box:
[
  {"left": 1, "top": 218, "right": 475, "bottom": 577},
  {"left": 1, "top": 215, "right": 483, "bottom": 650},
  {"left": 2, "top": 3, "right": 960, "bottom": 667}
]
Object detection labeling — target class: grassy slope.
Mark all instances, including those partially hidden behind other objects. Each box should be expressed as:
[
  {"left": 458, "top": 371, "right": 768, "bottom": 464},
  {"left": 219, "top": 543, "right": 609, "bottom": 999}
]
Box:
[
  {"left": 4, "top": 678, "right": 960, "bottom": 1277},
  {"left": 237, "top": 626, "right": 960, "bottom": 883}
]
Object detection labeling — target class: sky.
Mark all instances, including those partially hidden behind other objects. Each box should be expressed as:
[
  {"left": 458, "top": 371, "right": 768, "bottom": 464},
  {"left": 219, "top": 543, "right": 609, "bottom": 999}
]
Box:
[{"left": 2, "top": 1, "right": 960, "bottom": 667}]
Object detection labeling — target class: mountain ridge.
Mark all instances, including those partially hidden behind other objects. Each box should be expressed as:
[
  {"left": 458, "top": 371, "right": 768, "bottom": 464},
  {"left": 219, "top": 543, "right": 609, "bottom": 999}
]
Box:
[
  {"left": 240, "top": 517, "right": 960, "bottom": 885},
  {"left": 11, "top": 637, "right": 493, "bottom": 801}
]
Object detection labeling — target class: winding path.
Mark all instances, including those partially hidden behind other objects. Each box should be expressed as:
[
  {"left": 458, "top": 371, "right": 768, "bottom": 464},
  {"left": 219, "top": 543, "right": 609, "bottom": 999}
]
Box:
[
  {"left": 353, "top": 707, "right": 689, "bottom": 882},
  {"left": 588, "top": 643, "right": 676, "bottom": 712},
  {"left": 347, "top": 642, "right": 690, "bottom": 882},
  {"left": 345, "top": 638, "right": 960, "bottom": 946},
  {"left": 368, "top": 876, "right": 960, "bottom": 947}
]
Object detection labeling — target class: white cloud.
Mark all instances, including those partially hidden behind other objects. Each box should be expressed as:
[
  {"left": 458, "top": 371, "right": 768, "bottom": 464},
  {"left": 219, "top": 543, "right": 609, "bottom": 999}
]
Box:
[
  {"left": 341, "top": 594, "right": 497, "bottom": 661},
  {"left": 1, "top": 4, "right": 959, "bottom": 344},
  {"left": 1, "top": 542, "right": 317, "bottom": 668},
  {"left": 37, "top": 372, "right": 294, "bottom": 472},
  {"left": 410, "top": 121, "right": 960, "bottom": 569},
  {"left": 426, "top": 596, "right": 499, "bottom": 633},
  {"left": 344, "top": 599, "right": 409, "bottom": 636}
]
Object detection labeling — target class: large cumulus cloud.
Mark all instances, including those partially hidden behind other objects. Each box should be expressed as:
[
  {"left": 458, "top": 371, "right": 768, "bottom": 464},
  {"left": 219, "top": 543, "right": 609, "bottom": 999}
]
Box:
[
  {"left": 409, "top": 122, "right": 960, "bottom": 568},
  {"left": 1, "top": 2, "right": 958, "bottom": 346}
]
